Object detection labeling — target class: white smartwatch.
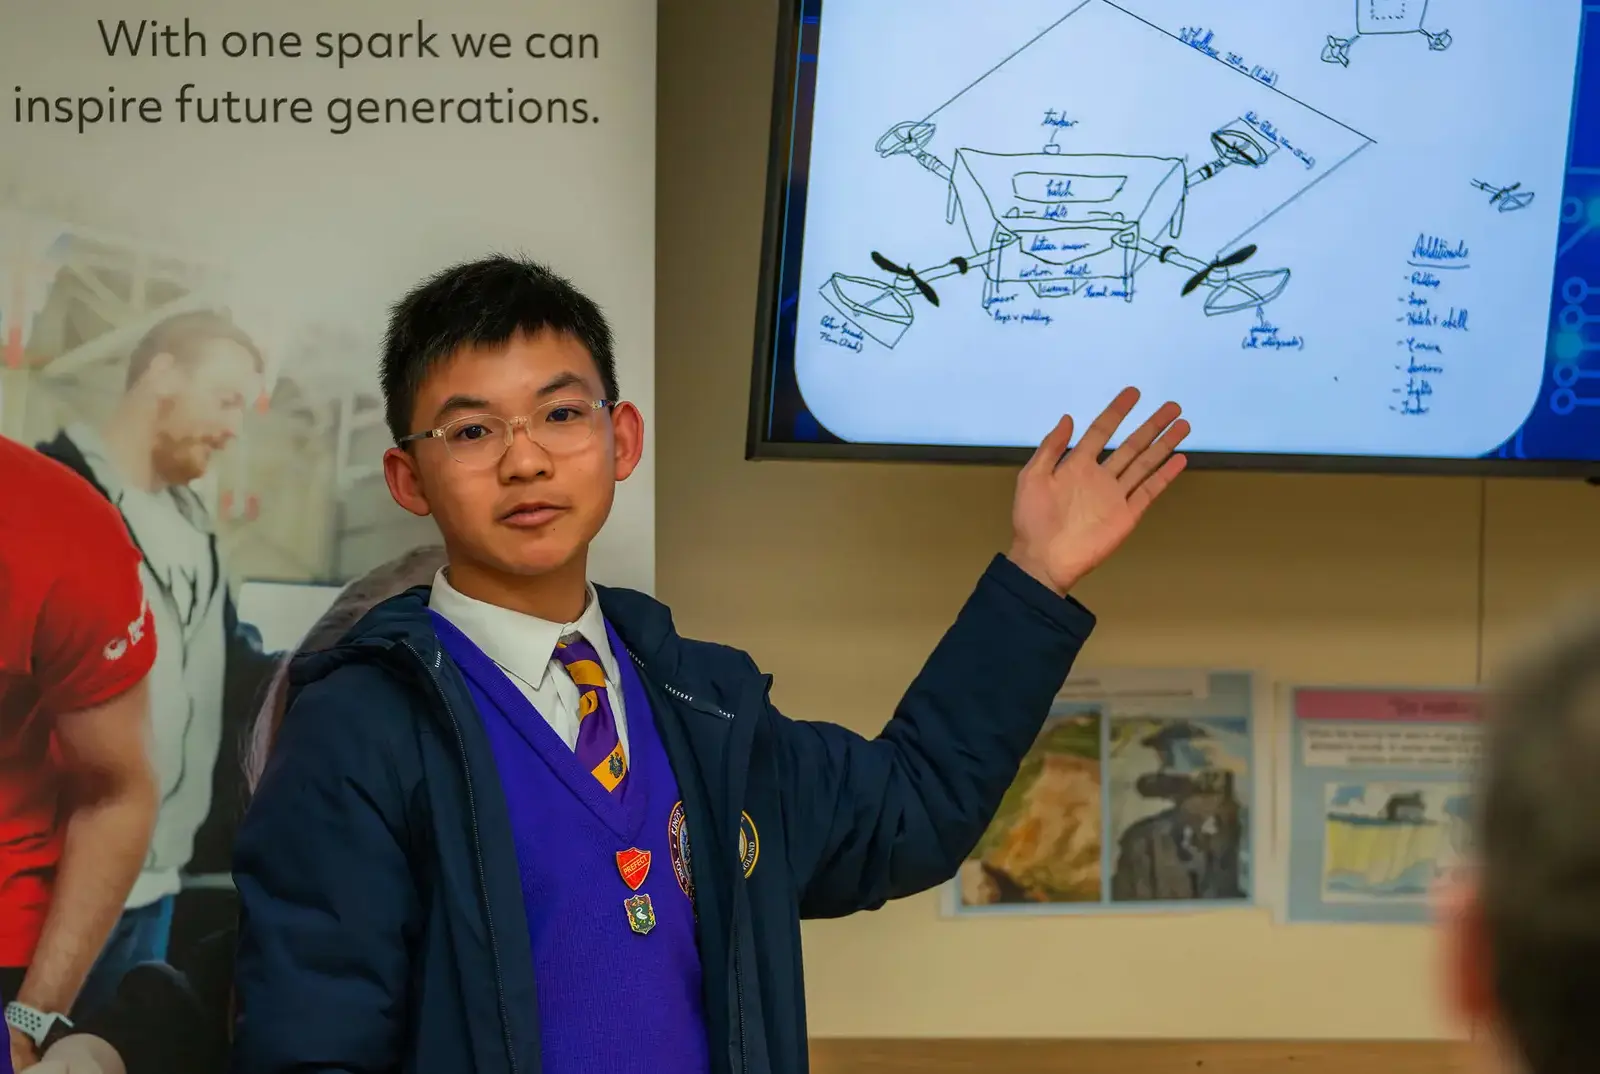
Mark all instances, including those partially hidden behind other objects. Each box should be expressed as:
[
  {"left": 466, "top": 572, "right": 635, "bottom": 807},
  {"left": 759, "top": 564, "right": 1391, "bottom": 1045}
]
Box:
[{"left": 4, "top": 1001, "right": 73, "bottom": 1050}]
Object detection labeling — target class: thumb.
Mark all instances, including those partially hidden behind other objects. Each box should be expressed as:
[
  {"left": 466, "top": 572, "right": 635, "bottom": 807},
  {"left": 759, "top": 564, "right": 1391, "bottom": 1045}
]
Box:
[{"left": 1024, "top": 414, "right": 1074, "bottom": 477}]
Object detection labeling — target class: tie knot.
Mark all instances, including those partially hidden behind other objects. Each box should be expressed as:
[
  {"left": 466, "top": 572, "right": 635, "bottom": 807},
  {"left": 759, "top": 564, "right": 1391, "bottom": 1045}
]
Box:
[
  {"left": 555, "top": 632, "right": 603, "bottom": 671},
  {"left": 555, "top": 633, "right": 611, "bottom": 703}
]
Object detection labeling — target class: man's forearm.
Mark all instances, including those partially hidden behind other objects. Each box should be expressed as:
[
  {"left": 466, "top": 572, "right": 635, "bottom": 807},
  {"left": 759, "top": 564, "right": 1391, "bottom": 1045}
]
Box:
[{"left": 20, "top": 780, "right": 158, "bottom": 1013}]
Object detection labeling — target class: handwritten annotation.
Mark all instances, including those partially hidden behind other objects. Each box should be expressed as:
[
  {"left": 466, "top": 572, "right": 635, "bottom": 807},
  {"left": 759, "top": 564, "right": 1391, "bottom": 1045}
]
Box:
[
  {"left": 1410, "top": 234, "right": 1470, "bottom": 268},
  {"left": 1243, "top": 307, "right": 1304, "bottom": 351},
  {"left": 1393, "top": 235, "right": 1471, "bottom": 416},
  {"left": 818, "top": 315, "right": 864, "bottom": 353},
  {"left": 1243, "top": 111, "right": 1315, "bottom": 170},
  {"left": 1178, "top": 27, "right": 1279, "bottom": 87},
  {"left": 982, "top": 292, "right": 1055, "bottom": 326}
]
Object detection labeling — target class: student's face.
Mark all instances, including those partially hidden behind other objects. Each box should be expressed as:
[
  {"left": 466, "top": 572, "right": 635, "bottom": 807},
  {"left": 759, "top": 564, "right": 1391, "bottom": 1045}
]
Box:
[
  {"left": 149, "top": 340, "right": 259, "bottom": 485},
  {"left": 382, "top": 331, "right": 643, "bottom": 582}
]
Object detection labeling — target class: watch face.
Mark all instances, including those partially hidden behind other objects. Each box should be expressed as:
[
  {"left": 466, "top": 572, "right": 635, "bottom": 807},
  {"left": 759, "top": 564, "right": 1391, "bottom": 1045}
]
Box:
[{"left": 40, "top": 1015, "right": 72, "bottom": 1051}]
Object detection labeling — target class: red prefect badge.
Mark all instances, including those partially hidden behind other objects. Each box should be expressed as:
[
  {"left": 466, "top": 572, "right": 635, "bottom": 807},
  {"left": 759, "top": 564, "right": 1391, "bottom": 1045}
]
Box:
[{"left": 616, "top": 847, "right": 651, "bottom": 891}]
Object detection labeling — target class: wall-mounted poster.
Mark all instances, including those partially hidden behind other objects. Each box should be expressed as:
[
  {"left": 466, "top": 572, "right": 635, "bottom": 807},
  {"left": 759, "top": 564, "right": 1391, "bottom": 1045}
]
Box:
[
  {"left": 947, "top": 669, "right": 1263, "bottom": 916},
  {"left": 1281, "top": 687, "right": 1481, "bottom": 925}
]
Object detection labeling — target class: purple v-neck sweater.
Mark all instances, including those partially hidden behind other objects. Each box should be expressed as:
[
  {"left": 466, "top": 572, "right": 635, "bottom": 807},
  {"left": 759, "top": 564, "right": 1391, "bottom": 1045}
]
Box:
[{"left": 432, "top": 612, "right": 709, "bottom": 1074}]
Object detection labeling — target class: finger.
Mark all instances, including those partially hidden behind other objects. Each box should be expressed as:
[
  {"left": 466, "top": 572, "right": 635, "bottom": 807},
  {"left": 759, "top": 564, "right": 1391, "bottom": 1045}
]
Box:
[
  {"left": 1126, "top": 453, "right": 1188, "bottom": 516},
  {"left": 1118, "top": 417, "right": 1191, "bottom": 492},
  {"left": 1023, "top": 413, "right": 1074, "bottom": 477},
  {"left": 1103, "top": 400, "right": 1183, "bottom": 477},
  {"left": 1067, "top": 386, "right": 1140, "bottom": 460}
]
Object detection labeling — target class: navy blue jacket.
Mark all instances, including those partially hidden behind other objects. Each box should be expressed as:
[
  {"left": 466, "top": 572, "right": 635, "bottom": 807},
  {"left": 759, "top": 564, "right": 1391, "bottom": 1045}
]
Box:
[{"left": 230, "top": 554, "right": 1094, "bottom": 1074}]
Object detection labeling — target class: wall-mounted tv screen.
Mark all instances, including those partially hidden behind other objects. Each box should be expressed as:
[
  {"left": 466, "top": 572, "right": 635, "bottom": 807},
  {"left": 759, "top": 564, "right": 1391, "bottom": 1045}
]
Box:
[{"left": 747, "top": 0, "right": 1600, "bottom": 476}]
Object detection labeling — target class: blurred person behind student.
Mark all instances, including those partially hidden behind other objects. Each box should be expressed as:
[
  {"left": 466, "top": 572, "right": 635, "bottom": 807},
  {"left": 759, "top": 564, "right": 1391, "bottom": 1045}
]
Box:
[
  {"left": 1440, "top": 605, "right": 1600, "bottom": 1074},
  {"left": 19, "top": 545, "right": 446, "bottom": 1074},
  {"left": 35, "top": 310, "right": 281, "bottom": 1017},
  {"left": 0, "top": 436, "right": 160, "bottom": 1072}
]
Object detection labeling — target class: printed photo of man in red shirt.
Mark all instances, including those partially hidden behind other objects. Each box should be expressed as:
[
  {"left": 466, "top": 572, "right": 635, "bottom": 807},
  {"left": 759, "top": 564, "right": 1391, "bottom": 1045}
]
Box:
[{"left": 0, "top": 435, "right": 161, "bottom": 1072}]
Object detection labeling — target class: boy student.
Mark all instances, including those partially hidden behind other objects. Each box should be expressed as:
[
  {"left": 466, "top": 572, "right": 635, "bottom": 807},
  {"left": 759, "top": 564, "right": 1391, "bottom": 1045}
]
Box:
[
  {"left": 0, "top": 436, "right": 160, "bottom": 1073},
  {"left": 230, "top": 254, "right": 1192, "bottom": 1074},
  {"left": 1439, "top": 607, "right": 1600, "bottom": 1074}
]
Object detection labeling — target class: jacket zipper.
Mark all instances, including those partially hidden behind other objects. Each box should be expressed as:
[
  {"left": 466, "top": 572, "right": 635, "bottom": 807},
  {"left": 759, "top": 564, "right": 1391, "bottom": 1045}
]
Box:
[
  {"left": 625, "top": 650, "right": 748, "bottom": 1074},
  {"left": 731, "top": 903, "right": 749, "bottom": 1074},
  {"left": 405, "top": 641, "right": 519, "bottom": 1074},
  {"left": 661, "top": 681, "right": 736, "bottom": 721}
]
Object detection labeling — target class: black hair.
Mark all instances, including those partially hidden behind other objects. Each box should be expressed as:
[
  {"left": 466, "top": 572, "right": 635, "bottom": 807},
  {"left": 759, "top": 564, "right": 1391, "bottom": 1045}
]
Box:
[
  {"left": 126, "top": 310, "right": 264, "bottom": 389},
  {"left": 1479, "top": 607, "right": 1600, "bottom": 1074},
  {"left": 379, "top": 253, "right": 618, "bottom": 443}
]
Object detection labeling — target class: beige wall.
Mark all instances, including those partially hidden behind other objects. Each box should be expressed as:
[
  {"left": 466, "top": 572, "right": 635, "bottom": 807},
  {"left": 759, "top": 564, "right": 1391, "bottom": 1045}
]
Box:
[{"left": 655, "top": 0, "right": 1600, "bottom": 1042}]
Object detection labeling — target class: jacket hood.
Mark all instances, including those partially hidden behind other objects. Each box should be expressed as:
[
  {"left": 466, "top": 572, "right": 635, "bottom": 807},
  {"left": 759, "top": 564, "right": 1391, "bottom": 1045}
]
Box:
[{"left": 287, "top": 581, "right": 686, "bottom": 693}]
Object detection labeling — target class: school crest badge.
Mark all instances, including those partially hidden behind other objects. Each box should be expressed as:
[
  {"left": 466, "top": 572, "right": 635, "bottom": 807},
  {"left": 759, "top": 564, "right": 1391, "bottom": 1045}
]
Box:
[
  {"left": 668, "top": 800, "right": 694, "bottom": 900},
  {"left": 738, "top": 811, "right": 759, "bottom": 878},
  {"left": 625, "top": 893, "right": 656, "bottom": 935}
]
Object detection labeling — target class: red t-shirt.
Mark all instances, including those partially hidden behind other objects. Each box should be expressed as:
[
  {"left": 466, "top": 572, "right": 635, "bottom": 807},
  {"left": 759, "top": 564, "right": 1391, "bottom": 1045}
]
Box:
[{"left": 0, "top": 436, "right": 156, "bottom": 966}]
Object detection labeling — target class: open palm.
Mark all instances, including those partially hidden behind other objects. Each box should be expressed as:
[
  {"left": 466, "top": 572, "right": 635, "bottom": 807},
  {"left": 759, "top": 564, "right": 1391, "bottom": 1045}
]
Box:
[{"left": 1008, "top": 387, "right": 1190, "bottom": 596}]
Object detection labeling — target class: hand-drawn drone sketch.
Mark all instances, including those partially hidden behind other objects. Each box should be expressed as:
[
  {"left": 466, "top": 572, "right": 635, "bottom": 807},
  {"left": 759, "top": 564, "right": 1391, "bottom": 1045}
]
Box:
[
  {"left": 1321, "top": 0, "right": 1452, "bottom": 67},
  {"left": 1471, "top": 178, "right": 1534, "bottom": 213},
  {"left": 819, "top": 118, "right": 1295, "bottom": 351}
]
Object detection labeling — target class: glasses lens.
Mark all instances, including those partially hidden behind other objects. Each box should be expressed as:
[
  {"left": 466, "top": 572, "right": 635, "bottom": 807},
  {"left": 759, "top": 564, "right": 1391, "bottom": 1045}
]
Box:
[
  {"left": 538, "top": 400, "right": 600, "bottom": 452},
  {"left": 439, "top": 402, "right": 605, "bottom": 464},
  {"left": 443, "top": 415, "right": 512, "bottom": 466}
]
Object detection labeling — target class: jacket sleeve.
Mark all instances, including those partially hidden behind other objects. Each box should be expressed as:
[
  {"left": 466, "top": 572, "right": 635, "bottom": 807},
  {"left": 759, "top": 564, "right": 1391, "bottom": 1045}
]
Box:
[
  {"left": 230, "top": 667, "right": 422, "bottom": 1074},
  {"left": 773, "top": 554, "right": 1095, "bottom": 919}
]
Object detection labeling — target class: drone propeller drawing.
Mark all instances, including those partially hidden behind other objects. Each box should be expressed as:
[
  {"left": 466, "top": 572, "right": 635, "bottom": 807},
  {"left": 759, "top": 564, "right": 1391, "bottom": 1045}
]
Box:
[
  {"left": 1180, "top": 244, "right": 1258, "bottom": 296},
  {"left": 870, "top": 250, "right": 970, "bottom": 306}
]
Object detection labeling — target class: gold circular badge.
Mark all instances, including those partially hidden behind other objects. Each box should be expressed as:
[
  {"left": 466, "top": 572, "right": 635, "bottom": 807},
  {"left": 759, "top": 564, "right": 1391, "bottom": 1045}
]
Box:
[{"left": 738, "top": 811, "right": 759, "bottom": 878}]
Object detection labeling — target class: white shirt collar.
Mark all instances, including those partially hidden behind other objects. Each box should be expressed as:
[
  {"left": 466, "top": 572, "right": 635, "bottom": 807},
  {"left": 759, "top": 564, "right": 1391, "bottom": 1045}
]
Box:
[{"left": 426, "top": 567, "right": 619, "bottom": 690}]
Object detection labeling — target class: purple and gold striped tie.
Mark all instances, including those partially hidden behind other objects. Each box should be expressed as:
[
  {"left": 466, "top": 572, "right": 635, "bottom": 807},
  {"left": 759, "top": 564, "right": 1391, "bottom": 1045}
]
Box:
[{"left": 555, "top": 632, "right": 627, "bottom": 792}]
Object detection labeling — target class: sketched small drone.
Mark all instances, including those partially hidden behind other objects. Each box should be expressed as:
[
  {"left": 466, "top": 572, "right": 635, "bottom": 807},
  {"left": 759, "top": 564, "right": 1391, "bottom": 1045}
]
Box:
[
  {"left": 818, "top": 117, "right": 1293, "bottom": 350},
  {"left": 1472, "top": 179, "right": 1534, "bottom": 213},
  {"left": 1321, "top": 1, "right": 1452, "bottom": 67}
]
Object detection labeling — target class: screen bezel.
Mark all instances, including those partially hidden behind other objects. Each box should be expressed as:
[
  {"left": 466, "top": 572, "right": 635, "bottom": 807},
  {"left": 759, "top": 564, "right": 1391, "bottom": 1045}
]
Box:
[{"left": 743, "top": 0, "right": 1600, "bottom": 480}]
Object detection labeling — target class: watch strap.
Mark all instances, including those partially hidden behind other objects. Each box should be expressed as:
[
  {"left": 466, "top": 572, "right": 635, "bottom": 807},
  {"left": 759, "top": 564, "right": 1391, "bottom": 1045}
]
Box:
[{"left": 3, "top": 1001, "right": 72, "bottom": 1048}]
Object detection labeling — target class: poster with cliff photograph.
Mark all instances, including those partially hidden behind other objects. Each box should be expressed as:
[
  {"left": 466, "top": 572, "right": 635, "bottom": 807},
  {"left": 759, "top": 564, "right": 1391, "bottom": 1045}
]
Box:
[
  {"left": 949, "top": 670, "right": 1261, "bottom": 916},
  {"left": 1282, "top": 687, "right": 1481, "bottom": 925}
]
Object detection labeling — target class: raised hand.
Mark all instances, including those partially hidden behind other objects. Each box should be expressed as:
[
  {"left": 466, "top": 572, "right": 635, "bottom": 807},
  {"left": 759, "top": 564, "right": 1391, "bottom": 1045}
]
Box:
[{"left": 1007, "top": 387, "right": 1189, "bottom": 596}]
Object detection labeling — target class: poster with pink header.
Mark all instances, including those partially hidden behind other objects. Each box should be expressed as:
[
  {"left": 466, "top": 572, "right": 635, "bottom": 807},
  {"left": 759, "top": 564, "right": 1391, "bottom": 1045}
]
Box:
[{"left": 1283, "top": 687, "right": 1481, "bottom": 925}]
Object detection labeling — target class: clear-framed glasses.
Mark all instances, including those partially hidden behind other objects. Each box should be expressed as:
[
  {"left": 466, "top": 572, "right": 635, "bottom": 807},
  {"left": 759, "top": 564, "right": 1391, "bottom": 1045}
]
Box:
[{"left": 399, "top": 398, "right": 615, "bottom": 467}]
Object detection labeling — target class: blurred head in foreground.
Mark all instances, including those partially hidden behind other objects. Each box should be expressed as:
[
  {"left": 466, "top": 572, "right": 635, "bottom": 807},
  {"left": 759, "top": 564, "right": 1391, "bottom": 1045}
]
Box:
[{"left": 1443, "top": 607, "right": 1600, "bottom": 1074}]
